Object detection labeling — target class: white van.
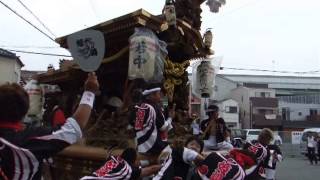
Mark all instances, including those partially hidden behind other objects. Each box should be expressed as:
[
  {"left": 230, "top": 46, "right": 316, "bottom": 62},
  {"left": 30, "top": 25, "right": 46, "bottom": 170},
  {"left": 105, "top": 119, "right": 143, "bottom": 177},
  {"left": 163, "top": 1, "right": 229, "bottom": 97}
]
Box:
[
  {"left": 243, "top": 129, "right": 262, "bottom": 143},
  {"left": 300, "top": 128, "right": 320, "bottom": 156}
]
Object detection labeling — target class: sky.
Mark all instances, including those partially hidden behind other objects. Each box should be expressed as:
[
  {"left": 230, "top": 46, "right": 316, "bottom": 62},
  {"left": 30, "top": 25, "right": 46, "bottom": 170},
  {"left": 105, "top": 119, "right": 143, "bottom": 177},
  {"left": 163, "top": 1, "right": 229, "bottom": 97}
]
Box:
[{"left": 0, "top": 0, "right": 319, "bottom": 76}]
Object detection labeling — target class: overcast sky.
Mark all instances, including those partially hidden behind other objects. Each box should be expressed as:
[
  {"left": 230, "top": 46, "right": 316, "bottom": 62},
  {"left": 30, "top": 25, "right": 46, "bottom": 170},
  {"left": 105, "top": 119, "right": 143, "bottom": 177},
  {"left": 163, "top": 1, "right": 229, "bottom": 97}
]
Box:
[{"left": 0, "top": 0, "right": 319, "bottom": 76}]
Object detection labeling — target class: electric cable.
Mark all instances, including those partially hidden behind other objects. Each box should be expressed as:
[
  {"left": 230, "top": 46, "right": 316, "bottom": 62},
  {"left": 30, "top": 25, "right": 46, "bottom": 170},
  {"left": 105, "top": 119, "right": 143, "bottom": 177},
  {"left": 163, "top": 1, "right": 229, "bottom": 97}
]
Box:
[{"left": 0, "top": 0, "right": 56, "bottom": 42}]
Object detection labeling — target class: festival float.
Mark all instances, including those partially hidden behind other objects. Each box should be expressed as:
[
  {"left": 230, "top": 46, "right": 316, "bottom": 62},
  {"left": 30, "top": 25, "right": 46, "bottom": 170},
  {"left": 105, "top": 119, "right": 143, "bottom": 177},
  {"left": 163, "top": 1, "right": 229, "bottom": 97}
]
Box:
[{"left": 37, "top": 0, "right": 225, "bottom": 179}]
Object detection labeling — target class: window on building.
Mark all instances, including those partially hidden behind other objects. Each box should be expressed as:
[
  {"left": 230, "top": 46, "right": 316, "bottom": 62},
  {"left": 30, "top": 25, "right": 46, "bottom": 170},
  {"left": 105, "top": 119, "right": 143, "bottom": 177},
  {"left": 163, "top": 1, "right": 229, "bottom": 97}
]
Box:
[
  {"left": 256, "top": 92, "right": 271, "bottom": 98},
  {"left": 298, "top": 112, "right": 302, "bottom": 116},
  {"left": 282, "top": 107, "right": 290, "bottom": 121},
  {"left": 310, "top": 109, "right": 318, "bottom": 116},
  {"left": 258, "top": 109, "right": 266, "bottom": 114},
  {"left": 263, "top": 92, "right": 270, "bottom": 97},
  {"left": 226, "top": 106, "right": 237, "bottom": 113}
]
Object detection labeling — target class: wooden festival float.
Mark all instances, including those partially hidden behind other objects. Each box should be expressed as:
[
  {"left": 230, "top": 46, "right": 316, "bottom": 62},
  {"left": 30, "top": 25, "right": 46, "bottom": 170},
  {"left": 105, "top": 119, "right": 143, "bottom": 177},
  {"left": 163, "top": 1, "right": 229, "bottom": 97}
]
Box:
[{"left": 37, "top": 1, "right": 215, "bottom": 179}]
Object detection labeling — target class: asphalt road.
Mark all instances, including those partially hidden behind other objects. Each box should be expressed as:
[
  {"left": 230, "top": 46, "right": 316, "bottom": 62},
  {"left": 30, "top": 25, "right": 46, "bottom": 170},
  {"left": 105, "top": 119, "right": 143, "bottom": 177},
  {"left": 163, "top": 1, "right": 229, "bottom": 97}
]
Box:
[{"left": 276, "top": 156, "right": 320, "bottom": 180}]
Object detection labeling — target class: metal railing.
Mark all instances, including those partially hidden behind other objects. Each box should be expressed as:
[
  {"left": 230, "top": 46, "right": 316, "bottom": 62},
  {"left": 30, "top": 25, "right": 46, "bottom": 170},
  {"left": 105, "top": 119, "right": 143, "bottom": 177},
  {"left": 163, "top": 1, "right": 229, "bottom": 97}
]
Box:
[{"left": 276, "top": 131, "right": 304, "bottom": 158}]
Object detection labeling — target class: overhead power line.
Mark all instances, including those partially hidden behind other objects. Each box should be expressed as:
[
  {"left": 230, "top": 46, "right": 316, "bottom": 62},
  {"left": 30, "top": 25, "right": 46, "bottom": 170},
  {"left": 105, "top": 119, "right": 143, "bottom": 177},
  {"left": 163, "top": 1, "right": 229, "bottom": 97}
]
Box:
[
  {"left": 16, "top": 0, "right": 56, "bottom": 37},
  {"left": 221, "top": 67, "right": 320, "bottom": 74},
  {"left": 220, "top": 0, "right": 261, "bottom": 19},
  {"left": 0, "top": 45, "right": 62, "bottom": 49},
  {"left": 7, "top": 49, "right": 71, "bottom": 57},
  {"left": 4, "top": 47, "right": 320, "bottom": 74},
  {"left": 6, "top": 48, "right": 320, "bottom": 75},
  {"left": 0, "top": 0, "right": 56, "bottom": 42},
  {"left": 4, "top": 48, "right": 320, "bottom": 75}
]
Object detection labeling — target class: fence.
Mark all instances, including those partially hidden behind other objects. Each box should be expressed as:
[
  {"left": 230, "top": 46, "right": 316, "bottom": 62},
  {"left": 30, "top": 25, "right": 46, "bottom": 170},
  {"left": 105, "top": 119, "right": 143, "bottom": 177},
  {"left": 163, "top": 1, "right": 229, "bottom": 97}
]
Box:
[{"left": 277, "top": 131, "right": 304, "bottom": 158}]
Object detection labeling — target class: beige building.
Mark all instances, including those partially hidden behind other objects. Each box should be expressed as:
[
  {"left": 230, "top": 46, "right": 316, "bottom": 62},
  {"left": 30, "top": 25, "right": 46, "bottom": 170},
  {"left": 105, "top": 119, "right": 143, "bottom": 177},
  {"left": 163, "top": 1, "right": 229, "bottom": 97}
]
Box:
[
  {"left": 216, "top": 99, "right": 240, "bottom": 129},
  {"left": 0, "top": 48, "right": 24, "bottom": 84},
  {"left": 231, "top": 85, "right": 281, "bottom": 130}
]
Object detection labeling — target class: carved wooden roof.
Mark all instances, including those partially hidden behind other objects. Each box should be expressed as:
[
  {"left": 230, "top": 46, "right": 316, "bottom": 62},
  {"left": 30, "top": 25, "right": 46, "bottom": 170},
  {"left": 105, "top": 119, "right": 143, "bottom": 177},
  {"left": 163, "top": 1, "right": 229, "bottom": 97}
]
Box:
[
  {"left": 56, "top": 9, "right": 163, "bottom": 49},
  {"left": 38, "top": 8, "right": 207, "bottom": 84}
]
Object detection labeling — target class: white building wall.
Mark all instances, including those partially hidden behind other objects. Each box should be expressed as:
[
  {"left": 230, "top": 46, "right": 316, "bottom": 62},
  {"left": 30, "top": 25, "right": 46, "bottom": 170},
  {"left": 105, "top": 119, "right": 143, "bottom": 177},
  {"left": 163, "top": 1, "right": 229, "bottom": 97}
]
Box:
[
  {"left": 0, "top": 57, "right": 16, "bottom": 84},
  {"left": 214, "top": 75, "right": 238, "bottom": 101},
  {"left": 217, "top": 99, "right": 240, "bottom": 128},
  {"left": 224, "top": 74, "right": 320, "bottom": 90},
  {"left": 14, "top": 61, "right": 21, "bottom": 83},
  {"left": 279, "top": 101, "right": 320, "bottom": 121},
  {"left": 231, "top": 87, "right": 251, "bottom": 128}
]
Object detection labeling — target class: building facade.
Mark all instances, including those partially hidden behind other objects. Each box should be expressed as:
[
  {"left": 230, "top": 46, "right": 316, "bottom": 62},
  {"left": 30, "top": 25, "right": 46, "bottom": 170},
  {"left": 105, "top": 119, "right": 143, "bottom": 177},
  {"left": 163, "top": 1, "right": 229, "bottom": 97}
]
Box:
[
  {"left": 222, "top": 74, "right": 320, "bottom": 130},
  {"left": 0, "top": 48, "right": 23, "bottom": 84},
  {"left": 231, "top": 86, "right": 281, "bottom": 130},
  {"left": 216, "top": 99, "right": 240, "bottom": 129},
  {"left": 279, "top": 95, "right": 320, "bottom": 130},
  {"left": 224, "top": 74, "right": 320, "bottom": 96},
  {"left": 188, "top": 74, "right": 320, "bottom": 130}
]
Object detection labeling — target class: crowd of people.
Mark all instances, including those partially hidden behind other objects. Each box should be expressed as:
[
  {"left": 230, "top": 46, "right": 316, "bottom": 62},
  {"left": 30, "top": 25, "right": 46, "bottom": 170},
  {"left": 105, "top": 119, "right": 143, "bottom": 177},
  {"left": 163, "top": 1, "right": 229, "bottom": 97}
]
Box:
[{"left": 0, "top": 73, "right": 283, "bottom": 180}]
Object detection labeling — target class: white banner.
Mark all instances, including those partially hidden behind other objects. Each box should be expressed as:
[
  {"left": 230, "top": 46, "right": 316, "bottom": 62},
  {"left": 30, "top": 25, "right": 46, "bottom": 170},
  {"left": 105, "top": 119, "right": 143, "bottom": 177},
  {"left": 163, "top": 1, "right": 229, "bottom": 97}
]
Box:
[{"left": 291, "top": 131, "right": 303, "bottom": 144}]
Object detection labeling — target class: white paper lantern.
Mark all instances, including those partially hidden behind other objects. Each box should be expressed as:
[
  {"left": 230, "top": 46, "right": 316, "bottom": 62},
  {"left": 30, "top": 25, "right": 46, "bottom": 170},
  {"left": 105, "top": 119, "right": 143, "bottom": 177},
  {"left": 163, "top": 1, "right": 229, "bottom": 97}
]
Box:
[
  {"left": 128, "top": 28, "right": 166, "bottom": 83},
  {"left": 192, "top": 57, "right": 222, "bottom": 99},
  {"left": 196, "top": 61, "right": 215, "bottom": 98},
  {"left": 24, "top": 80, "right": 42, "bottom": 115},
  {"left": 128, "top": 35, "right": 156, "bottom": 80}
]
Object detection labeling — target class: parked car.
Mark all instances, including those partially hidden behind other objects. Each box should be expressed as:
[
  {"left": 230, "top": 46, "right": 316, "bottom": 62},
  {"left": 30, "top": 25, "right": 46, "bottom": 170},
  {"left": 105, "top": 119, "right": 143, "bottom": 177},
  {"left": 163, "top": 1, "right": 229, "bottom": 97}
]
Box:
[
  {"left": 243, "top": 129, "right": 262, "bottom": 143},
  {"left": 300, "top": 128, "right": 320, "bottom": 156}
]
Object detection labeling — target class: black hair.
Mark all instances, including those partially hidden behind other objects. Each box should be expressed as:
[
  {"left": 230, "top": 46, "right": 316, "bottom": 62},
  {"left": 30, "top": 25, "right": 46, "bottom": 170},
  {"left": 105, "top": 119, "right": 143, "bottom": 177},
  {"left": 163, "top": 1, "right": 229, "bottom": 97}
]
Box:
[
  {"left": 130, "top": 78, "right": 145, "bottom": 103},
  {"left": 0, "top": 83, "right": 29, "bottom": 122},
  {"left": 185, "top": 136, "right": 204, "bottom": 153},
  {"left": 207, "top": 104, "right": 219, "bottom": 111},
  {"left": 206, "top": 104, "right": 219, "bottom": 116},
  {"left": 121, "top": 148, "right": 137, "bottom": 166},
  {"left": 131, "top": 89, "right": 143, "bottom": 104}
]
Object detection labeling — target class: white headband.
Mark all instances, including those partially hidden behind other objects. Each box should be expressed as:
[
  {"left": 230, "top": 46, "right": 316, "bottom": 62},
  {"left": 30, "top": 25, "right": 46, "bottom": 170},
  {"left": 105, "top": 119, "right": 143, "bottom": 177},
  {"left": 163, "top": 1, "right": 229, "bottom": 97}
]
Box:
[{"left": 142, "top": 87, "right": 161, "bottom": 96}]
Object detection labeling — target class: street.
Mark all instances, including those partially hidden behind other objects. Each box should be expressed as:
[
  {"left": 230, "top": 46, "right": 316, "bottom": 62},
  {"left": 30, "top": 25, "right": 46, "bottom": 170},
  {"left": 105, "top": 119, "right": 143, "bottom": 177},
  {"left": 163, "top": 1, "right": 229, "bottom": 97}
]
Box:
[{"left": 276, "top": 156, "right": 319, "bottom": 180}]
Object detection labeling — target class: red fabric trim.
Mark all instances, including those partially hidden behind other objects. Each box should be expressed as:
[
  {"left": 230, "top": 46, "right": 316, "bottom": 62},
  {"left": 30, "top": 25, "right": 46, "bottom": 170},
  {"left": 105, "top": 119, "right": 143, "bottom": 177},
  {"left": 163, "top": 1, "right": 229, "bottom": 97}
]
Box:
[
  {"left": 0, "top": 167, "right": 9, "bottom": 180},
  {"left": 0, "top": 121, "right": 23, "bottom": 131},
  {"left": 52, "top": 109, "right": 66, "bottom": 127},
  {"left": 229, "top": 149, "right": 256, "bottom": 168}
]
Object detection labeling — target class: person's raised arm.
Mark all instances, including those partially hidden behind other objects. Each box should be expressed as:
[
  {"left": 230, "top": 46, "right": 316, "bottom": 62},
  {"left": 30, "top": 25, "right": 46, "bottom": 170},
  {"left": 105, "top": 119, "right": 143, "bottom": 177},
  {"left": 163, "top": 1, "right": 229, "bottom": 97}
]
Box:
[
  {"left": 159, "top": 104, "right": 176, "bottom": 131},
  {"left": 73, "top": 72, "right": 99, "bottom": 129},
  {"left": 202, "top": 120, "right": 213, "bottom": 140}
]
